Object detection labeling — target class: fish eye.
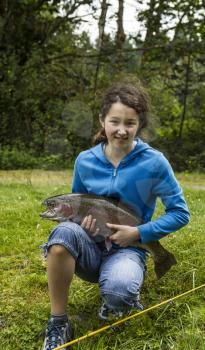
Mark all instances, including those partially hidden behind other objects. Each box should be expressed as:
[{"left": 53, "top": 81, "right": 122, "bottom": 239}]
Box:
[{"left": 47, "top": 200, "right": 56, "bottom": 208}]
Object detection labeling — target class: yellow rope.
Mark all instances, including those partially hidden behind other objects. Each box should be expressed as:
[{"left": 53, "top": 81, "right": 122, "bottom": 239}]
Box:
[{"left": 53, "top": 283, "right": 205, "bottom": 350}]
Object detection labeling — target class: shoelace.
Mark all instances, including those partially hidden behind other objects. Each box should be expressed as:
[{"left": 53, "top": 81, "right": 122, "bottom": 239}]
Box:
[{"left": 46, "top": 322, "right": 66, "bottom": 349}]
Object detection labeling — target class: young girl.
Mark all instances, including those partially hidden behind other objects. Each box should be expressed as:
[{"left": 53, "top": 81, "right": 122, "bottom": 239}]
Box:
[{"left": 41, "top": 83, "right": 190, "bottom": 350}]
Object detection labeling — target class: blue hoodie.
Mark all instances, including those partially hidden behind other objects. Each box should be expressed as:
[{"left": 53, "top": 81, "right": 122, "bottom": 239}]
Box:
[{"left": 72, "top": 138, "right": 190, "bottom": 260}]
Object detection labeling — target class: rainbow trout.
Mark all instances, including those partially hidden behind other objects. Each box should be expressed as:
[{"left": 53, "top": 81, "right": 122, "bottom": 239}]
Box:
[{"left": 40, "top": 193, "right": 177, "bottom": 279}]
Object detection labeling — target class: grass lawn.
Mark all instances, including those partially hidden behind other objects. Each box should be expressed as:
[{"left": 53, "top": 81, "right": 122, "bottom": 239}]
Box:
[{"left": 0, "top": 170, "right": 205, "bottom": 350}]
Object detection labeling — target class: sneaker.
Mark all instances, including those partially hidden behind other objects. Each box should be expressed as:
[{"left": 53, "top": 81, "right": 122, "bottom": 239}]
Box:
[
  {"left": 41, "top": 316, "right": 73, "bottom": 350},
  {"left": 98, "top": 302, "right": 123, "bottom": 321},
  {"left": 98, "top": 299, "right": 144, "bottom": 321}
]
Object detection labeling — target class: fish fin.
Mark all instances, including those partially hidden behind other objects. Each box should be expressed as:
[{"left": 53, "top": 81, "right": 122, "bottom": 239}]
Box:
[
  {"left": 154, "top": 252, "right": 177, "bottom": 279},
  {"left": 105, "top": 238, "right": 112, "bottom": 251}
]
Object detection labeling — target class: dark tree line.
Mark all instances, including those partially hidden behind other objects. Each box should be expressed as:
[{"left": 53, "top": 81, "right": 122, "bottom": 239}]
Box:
[{"left": 0, "top": 0, "right": 204, "bottom": 170}]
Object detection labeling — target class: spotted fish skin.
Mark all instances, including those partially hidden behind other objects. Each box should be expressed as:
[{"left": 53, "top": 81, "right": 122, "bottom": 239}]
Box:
[{"left": 40, "top": 193, "right": 177, "bottom": 279}]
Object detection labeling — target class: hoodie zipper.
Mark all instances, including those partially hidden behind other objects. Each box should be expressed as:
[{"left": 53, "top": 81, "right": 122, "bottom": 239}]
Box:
[{"left": 109, "top": 166, "right": 118, "bottom": 195}]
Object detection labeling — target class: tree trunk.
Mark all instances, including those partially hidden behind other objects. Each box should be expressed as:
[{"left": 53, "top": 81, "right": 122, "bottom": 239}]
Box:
[
  {"left": 92, "top": 0, "right": 109, "bottom": 136},
  {"left": 98, "top": 0, "right": 109, "bottom": 49},
  {"left": 178, "top": 53, "right": 191, "bottom": 139},
  {"left": 115, "top": 0, "right": 126, "bottom": 72},
  {"left": 93, "top": 0, "right": 109, "bottom": 93},
  {"left": 140, "top": 0, "right": 165, "bottom": 69}
]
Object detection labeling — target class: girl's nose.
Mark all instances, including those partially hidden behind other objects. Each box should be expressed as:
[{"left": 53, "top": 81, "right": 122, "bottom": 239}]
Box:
[{"left": 117, "top": 127, "right": 127, "bottom": 135}]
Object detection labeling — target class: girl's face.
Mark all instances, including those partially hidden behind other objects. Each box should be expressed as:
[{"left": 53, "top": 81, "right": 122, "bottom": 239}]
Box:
[{"left": 100, "top": 102, "right": 140, "bottom": 150}]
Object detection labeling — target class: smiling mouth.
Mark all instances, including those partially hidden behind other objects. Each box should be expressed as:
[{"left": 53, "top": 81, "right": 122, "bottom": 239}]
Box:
[{"left": 115, "top": 137, "right": 128, "bottom": 140}]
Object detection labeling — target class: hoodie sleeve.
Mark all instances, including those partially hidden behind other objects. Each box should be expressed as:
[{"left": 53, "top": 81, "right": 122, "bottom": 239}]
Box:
[
  {"left": 138, "top": 154, "right": 190, "bottom": 243},
  {"left": 72, "top": 156, "right": 88, "bottom": 193}
]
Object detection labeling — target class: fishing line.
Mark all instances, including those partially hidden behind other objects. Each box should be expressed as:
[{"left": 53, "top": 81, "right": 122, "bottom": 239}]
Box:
[{"left": 53, "top": 283, "right": 205, "bottom": 350}]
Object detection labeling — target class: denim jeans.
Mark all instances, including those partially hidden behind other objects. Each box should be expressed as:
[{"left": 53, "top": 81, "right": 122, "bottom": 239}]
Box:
[{"left": 42, "top": 221, "right": 146, "bottom": 312}]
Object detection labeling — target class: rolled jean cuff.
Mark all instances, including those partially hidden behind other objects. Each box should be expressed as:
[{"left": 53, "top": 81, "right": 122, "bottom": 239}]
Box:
[
  {"left": 100, "top": 290, "right": 144, "bottom": 312},
  {"left": 40, "top": 240, "right": 78, "bottom": 260}
]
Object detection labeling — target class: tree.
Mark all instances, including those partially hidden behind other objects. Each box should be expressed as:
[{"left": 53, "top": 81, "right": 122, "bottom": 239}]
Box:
[{"left": 115, "top": 0, "right": 126, "bottom": 71}]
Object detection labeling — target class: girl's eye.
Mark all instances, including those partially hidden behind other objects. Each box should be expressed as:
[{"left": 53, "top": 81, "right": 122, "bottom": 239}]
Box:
[{"left": 109, "top": 121, "right": 136, "bottom": 127}]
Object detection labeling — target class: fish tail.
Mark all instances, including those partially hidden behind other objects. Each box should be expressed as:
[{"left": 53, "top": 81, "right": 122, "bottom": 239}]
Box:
[{"left": 154, "top": 251, "right": 177, "bottom": 279}]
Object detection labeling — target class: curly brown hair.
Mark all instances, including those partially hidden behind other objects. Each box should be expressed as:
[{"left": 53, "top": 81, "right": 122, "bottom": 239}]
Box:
[{"left": 92, "top": 82, "right": 151, "bottom": 145}]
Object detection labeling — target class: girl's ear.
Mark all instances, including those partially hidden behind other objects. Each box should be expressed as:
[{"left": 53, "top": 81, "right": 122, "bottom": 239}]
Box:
[{"left": 99, "top": 115, "right": 104, "bottom": 128}]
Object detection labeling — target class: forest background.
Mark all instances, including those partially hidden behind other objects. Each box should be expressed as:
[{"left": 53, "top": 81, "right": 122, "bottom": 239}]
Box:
[{"left": 0, "top": 0, "right": 205, "bottom": 172}]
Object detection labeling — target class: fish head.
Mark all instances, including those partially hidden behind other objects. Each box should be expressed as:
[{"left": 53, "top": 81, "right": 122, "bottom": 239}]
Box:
[{"left": 40, "top": 195, "right": 74, "bottom": 222}]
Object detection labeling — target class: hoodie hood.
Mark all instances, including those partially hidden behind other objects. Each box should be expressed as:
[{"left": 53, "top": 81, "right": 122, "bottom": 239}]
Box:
[{"left": 90, "top": 138, "right": 151, "bottom": 166}]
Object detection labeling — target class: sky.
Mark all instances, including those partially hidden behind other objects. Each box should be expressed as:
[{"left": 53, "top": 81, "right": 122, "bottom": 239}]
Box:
[{"left": 74, "top": 0, "right": 148, "bottom": 44}]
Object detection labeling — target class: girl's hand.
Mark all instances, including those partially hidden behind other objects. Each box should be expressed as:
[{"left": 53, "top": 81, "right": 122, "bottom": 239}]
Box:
[
  {"left": 106, "top": 223, "right": 140, "bottom": 247},
  {"left": 81, "top": 215, "right": 100, "bottom": 236}
]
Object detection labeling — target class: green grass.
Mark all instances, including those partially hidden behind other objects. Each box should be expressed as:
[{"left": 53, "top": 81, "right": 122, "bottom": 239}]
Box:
[{"left": 0, "top": 170, "right": 205, "bottom": 350}]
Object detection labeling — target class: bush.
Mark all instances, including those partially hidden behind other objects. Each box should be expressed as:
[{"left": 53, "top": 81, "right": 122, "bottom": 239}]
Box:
[
  {"left": 0, "top": 147, "right": 38, "bottom": 169},
  {"left": 152, "top": 134, "right": 205, "bottom": 172},
  {"left": 0, "top": 147, "right": 73, "bottom": 170}
]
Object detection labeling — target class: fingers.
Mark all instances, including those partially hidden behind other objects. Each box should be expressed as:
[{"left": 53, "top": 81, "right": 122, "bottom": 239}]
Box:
[
  {"left": 90, "top": 217, "right": 97, "bottom": 232},
  {"left": 109, "top": 233, "right": 117, "bottom": 242},
  {"left": 81, "top": 215, "right": 92, "bottom": 229},
  {"left": 106, "top": 223, "right": 121, "bottom": 229},
  {"left": 109, "top": 234, "right": 126, "bottom": 247},
  {"left": 81, "top": 215, "right": 99, "bottom": 235},
  {"left": 94, "top": 227, "right": 100, "bottom": 236},
  {"left": 106, "top": 223, "right": 122, "bottom": 234},
  {"left": 80, "top": 216, "right": 87, "bottom": 229},
  {"left": 90, "top": 217, "right": 100, "bottom": 235}
]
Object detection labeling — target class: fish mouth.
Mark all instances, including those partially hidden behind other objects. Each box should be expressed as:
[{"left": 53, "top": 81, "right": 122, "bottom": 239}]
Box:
[
  {"left": 40, "top": 210, "right": 66, "bottom": 222},
  {"left": 40, "top": 208, "right": 60, "bottom": 220}
]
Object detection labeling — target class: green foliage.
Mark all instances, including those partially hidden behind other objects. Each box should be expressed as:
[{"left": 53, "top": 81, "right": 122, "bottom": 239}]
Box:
[
  {"left": 0, "top": 147, "right": 72, "bottom": 170},
  {"left": 0, "top": 0, "right": 204, "bottom": 170},
  {"left": 0, "top": 147, "right": 38, "bottom": 169},
  {"left": 0, "top": 171, "right": 205, "bottom": 349}
]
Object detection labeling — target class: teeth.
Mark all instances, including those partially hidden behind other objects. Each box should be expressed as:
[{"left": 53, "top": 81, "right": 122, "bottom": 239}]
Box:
[{"left": 46, "top": 209, "right": 56, "bottom": 217}]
